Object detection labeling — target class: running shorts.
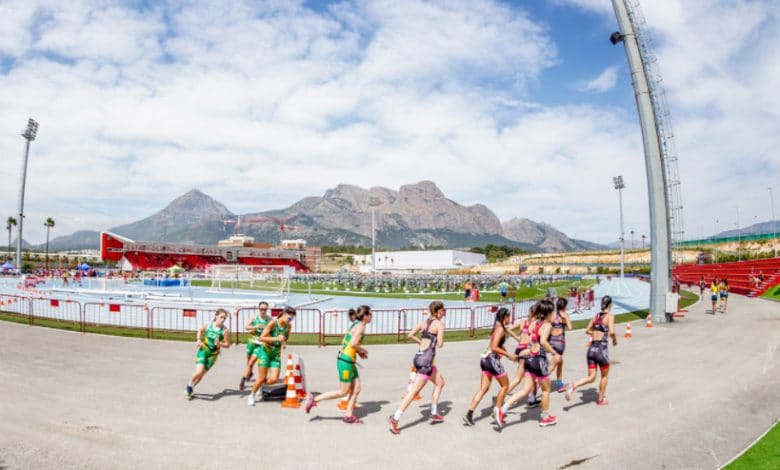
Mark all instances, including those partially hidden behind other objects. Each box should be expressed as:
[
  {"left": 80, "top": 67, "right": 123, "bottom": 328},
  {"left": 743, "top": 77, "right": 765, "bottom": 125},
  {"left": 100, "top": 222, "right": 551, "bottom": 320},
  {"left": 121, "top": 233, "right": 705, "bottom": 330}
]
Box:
[
  {"left": 480, "top": 352, "right": 506, "bottom": 378},
  {"left": 524, "top": 354, "right": 549, "bottom": 381},
  {"left": 337, "top": 355, "right": 359, "bottom": 383},
  {"left": 257, "top": 345, "right": 282, "bottom": 369},
  {"left": 586, "top": 342, "right": 610, "bottom": 371},
  {"left": 196, "top": 348, "right": 219, "bottom": 371},
  {"left": 413, "top": 349, "right": 437, "bottom": 378},
  {"left": 549, "top": 334, "right": 566, "bottom": 355},
  {"left": 711, "top": 294, "right": 718, "bottom": 302}
]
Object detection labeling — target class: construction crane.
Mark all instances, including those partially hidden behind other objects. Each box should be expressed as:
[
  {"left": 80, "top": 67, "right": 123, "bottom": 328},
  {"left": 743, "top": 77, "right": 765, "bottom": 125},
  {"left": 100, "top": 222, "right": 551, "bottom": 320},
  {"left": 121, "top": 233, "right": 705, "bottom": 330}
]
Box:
[{"left": 223, "top": 215, "right": 295, "bottom": 245}]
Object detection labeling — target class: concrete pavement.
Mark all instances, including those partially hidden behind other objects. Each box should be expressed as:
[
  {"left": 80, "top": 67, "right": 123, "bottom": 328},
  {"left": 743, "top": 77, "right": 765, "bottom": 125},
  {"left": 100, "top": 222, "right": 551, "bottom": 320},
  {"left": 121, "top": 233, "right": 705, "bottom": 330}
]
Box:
[{"left": 0, "top": 294, "right": 778, "bottom": 469}]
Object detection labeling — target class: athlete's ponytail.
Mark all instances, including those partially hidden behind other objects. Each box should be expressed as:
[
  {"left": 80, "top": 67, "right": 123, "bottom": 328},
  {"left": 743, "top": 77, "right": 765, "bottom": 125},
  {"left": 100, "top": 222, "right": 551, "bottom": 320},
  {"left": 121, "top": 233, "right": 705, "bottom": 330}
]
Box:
[
  {"left": 601, "top": 295, "right": 613, "bottom": 311},
  {"left": 347, "top": 308, "right": 357, "bottom": 322},
  {"left": 355, "top": 305, "right": 371, "bottom": 320},
  {"left": 494, "top": 307, "right": 511, "bottom": 324},
  {"left": 429, "top": 301, "right": 445, "bottom": 317},
  {"left": 536, "top": 299, "right": 554, "bottom": 320},
  {"left": 556, "top": 297, "right": 568, "bottom": 312}
]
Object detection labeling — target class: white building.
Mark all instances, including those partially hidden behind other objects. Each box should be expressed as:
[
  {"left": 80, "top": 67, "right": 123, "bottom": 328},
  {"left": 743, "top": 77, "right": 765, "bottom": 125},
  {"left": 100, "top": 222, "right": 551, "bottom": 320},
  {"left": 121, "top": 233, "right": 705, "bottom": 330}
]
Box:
[{"left": 355, "top": 249, "right": 486, "bottom": 273}]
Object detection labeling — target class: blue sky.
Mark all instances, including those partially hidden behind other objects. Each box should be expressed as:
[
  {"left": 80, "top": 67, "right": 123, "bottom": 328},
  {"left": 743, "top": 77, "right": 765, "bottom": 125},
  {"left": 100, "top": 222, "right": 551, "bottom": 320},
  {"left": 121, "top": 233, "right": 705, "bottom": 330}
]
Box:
[{"left": 0, "top": 0, "right": 778, "bottom": 245}]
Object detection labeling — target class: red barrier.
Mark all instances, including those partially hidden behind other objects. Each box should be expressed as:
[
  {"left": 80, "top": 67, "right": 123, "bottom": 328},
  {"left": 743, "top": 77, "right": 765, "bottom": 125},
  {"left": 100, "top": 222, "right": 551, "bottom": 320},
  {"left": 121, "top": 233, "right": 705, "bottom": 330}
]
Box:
[
  {"left": 150, "top": 306, "right": 219, "bottom": 338},
  {"left": 84, "top": 302, "right": 149, "bottom": 337},
  {"left": 29, "top": 297, "right": 82, "bottom": 330}
]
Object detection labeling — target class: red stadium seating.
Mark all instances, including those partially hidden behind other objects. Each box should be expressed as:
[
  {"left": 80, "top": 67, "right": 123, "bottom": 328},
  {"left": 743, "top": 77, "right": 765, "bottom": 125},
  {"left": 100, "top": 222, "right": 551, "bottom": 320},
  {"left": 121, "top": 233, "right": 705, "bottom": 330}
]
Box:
[{"left": 673, "top": 258, "right": 780, "bottom": 297}]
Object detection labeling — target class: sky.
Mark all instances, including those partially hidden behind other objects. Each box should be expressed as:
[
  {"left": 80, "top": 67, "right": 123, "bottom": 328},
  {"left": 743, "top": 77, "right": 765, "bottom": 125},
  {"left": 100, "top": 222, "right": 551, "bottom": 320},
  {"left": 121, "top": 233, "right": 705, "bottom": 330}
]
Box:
[{"left": 0, "top": 0, "right": 778, "bottom": 245}]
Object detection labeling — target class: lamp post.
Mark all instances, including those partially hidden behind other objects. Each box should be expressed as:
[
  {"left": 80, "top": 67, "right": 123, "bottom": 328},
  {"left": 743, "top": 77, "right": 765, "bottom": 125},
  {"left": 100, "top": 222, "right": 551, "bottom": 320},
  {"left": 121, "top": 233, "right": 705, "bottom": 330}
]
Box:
[
  {"left": 613, "top": 175, "right": 625, "bottom": 278},
  {"left": 770, "top": 187, "right": 777, "bottom": 257},
  {"left": 17, "top": 118, "right": 39, "bottom": 272},
  {"left": 630, "top": 229, "right": 635, "bottom": 250},
  {"left": 641, "top": 234, "right": 646, "bottom": 249},
  {"left": 368, "top": 197, "right": 381, "bottom": 279}
]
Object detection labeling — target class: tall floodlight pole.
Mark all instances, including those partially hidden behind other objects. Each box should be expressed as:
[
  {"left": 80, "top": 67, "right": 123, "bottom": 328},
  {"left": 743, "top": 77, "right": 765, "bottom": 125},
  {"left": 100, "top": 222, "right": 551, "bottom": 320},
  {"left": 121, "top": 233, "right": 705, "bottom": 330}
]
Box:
[
  {"left": 368, "top": 197, "right": 381, "bottom": 279},
  {"left": 610, "top": 1, "right": 672, "bottom": 322},
  {"left": 770, "top": 187, "right": 777, "bottom": 257},
  {"left": 613, "top": 176, "right": 626, "bottom": 278},
  {"left": 17, "top": 118, "right": 39, "bottom": 272}
]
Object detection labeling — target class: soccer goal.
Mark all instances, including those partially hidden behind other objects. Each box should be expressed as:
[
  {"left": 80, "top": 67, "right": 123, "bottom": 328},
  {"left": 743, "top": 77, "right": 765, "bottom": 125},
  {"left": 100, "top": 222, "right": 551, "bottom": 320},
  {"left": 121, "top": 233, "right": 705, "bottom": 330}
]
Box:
[{"left": 205, "top": 264, "right": 293, "bottom": 296}]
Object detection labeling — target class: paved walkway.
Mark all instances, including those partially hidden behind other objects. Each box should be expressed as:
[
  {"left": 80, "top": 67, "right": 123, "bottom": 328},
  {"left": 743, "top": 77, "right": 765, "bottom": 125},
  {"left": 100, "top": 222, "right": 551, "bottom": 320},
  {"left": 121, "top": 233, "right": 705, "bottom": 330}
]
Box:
[{"left": 1, "top": 295, "right": 778, "bottom": 469}]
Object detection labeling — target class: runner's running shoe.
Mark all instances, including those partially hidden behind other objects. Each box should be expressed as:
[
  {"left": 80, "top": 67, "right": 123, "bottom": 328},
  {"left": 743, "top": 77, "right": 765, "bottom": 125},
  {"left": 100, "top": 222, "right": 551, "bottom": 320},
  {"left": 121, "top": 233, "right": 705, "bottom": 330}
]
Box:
[
  {"left": 430, "top": 414, "right": 444, "bottom": 424},
  {"left": 596, "top": 398, "right": 608, "bottom": 406},
  {"left": 388, "top": 416, "right": 400, "bottom": 434},
  {"left": 343, "top": 415, "right": 364, "bottom": 424},
  {"left": 186, "top": 385, "right": 193, "bottom": 398},
  {"left": 462, "top": 413, "right": 475, "bottom": 426},
  {"left": 239, "top": 377, "right": 246, "bottom": 391},
  {"left": 539, "top": 415, "right": 558, "bottom": 427},
  {"left": 304, "top": 394, "right": 316, "bottom": 413},
  {"left": 565, "top": 384, "right": 574, "bottom": 401}
]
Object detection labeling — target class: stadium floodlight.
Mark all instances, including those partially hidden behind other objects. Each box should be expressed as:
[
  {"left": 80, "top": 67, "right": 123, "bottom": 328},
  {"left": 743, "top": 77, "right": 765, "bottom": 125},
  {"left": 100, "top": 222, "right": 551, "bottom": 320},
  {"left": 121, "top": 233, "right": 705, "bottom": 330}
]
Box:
[
  {"left": 16, "top": 118, "right": 39, "bottom": 271},
  {"left": 770, "top": 187, "right": 777, "bottom": 257},
  {"left": 613, "top": 176, "right": 626, "bottom": 278},
  {"left": 609, "top": 32, "right": 624, "bottom": 45},
  {"left": 368, "top": 197, "right": 382, "bottom": 277}
]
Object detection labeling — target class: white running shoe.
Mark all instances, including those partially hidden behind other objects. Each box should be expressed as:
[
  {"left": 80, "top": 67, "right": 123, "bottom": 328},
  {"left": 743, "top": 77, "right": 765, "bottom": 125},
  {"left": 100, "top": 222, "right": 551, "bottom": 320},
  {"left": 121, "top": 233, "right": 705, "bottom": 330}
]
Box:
[{"left": 248, "top": 394, "right": 255, "bottom": 406}]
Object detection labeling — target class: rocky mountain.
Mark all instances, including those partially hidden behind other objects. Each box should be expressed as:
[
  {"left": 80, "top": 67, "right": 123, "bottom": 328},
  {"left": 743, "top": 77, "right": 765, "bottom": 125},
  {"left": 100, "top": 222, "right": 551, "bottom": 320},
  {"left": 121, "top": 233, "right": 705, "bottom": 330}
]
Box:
[
  {"left": 38, "top": 230, "right": 101, "bottom": 252},
  {"left": 39, "top": 183, "right": 604, "bottom": 252},
  {"left": 715, "top": 220, "right": 779, "bottom": 238},
  {"left": 109, "top": 189, "right": 235, "bottom": 243},
  {"left": 501, "top": 218, "right": 605, "bottom": 252}
]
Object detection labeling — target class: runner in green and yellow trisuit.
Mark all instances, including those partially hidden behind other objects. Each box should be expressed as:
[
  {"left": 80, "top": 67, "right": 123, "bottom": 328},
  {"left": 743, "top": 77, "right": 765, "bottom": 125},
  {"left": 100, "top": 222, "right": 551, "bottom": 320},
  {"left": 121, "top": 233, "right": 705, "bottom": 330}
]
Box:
[
  {"left": 305, "top": 305, "right": 372, "bottom": 424},
  {"left": 186, "top": 308, "right": 231, "bottom": 398},
  {"left": 248, "top": 306, "right": 296, "bottom": 406},
  {"left": 239, "top": 301, "right": 271, "bottom": 391}
]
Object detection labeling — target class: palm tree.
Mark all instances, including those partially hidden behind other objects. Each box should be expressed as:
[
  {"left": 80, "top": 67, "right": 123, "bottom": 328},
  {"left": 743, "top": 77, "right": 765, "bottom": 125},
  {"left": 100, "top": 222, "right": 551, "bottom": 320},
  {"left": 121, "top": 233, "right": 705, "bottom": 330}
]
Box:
[
  {"left": 44, "top": 217, "right": 55, "bottom": 272},
  {"left": 6, "top": 216, "right": 17, "bottom": 262}
]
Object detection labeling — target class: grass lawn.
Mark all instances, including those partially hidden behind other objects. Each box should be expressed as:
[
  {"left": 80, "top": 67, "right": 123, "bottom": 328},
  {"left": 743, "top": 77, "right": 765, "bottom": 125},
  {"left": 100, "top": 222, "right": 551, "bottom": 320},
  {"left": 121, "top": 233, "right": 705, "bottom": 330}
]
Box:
[
  {"left": 191, "top": 278, "right": 597, "bottom": 303},
  {"left": 761, "top": 285, "right": 780, "bottom": 301},
  {"left": 0, "top": 289, "right": 699, "bottom": 346},
  {"left": 724, "top": 421, "right": 780, "bottom": 469}
]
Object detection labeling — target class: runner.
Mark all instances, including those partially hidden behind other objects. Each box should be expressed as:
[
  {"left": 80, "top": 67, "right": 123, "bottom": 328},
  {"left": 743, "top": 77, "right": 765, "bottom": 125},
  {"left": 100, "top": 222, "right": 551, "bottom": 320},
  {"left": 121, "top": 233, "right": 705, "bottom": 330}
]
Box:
[
  {"left": 710, "top": 278, "right": 720, "bottom": 313},
  {"left": 186, "top": 308, "right": 231, "bottom": 398},
  {"left": 305, "top": 305, "right": 372, "bottom": 424},
  {"left": 499, "top": 280, "right": 508, "bottom": 304},
  {"left": 247, "top": 306, "right": 296, "bottom": 406},
  {"left": 719, "top": 279, "right": 729, "bottom": 313},
  {"left": 388, "top": 301, "right": 446, "bottom": 434},
  {"left": 506, "top": 303, "right": 536, "bottom": 406},
  {"left": 501, "top": 298, "right": 559, "bottom": 427},
  {"left": 464, "top": 279, "right": 473, "bottom": 303},
  {"left": 239, "top": 301, "right": 271, "bottom": 391},
  {"left": 463, "top": 307, "right": 518, "bottom": 429},
  {"left": 549, "top": 297, "right": 572, "bottom": 392},
  {"left": 566, "top": 295, "right": 617, "bottom": 406}
]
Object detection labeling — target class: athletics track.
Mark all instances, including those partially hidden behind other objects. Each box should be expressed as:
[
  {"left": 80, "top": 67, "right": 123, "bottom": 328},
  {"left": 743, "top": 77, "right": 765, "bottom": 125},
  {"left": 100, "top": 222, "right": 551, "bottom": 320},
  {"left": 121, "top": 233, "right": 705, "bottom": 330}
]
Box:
[{"left": 0, "top": 294, "right": 778, "bottom": 469}]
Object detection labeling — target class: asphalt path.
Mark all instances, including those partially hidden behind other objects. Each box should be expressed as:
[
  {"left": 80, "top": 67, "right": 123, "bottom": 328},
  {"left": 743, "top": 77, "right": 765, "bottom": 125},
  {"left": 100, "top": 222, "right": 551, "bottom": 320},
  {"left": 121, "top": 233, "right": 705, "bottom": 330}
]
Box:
[{"left": 1, "top": 294, "right": 778, "bottom": 469}]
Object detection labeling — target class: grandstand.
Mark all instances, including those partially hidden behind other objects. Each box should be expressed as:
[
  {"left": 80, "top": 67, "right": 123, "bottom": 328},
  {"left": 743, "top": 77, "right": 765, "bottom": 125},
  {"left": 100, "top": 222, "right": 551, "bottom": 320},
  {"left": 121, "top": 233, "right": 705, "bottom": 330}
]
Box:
[
  {"left": 673, "top": 257, "right": 780, "bottom": 297},
  {"left": 100, "top": 232, "right": 319, "bottom": 272}
]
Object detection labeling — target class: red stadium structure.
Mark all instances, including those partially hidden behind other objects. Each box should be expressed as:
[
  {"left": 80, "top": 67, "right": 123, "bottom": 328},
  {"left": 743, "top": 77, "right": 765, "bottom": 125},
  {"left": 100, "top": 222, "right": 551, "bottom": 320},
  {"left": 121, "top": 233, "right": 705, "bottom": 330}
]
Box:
[
  {"left": 100, "top": 232, "right": 320, "bottom": 272},
  {"left": 673, "top": 257, "right": 780, "bottom": 297}
]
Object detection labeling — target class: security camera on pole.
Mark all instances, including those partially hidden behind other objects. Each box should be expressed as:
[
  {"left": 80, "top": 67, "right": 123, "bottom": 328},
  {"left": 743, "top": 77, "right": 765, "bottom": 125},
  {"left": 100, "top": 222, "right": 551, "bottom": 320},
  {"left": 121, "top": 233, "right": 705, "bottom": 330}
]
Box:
[{"left": 17, "top": 118, "right": 39, "bottom": 272}]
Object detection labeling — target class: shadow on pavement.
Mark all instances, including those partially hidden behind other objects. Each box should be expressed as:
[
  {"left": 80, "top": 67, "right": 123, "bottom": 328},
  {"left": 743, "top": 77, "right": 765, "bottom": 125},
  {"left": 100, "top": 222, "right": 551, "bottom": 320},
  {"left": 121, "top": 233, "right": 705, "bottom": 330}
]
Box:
[
  {"left": 562, "top": 389, "right": 599, "bottom": 411},
  {"left": 192, "top": 388, "right": 245, "bottom": 401},
  {"left": 398, "top": 400, "right": 453, "bottom": 431}
]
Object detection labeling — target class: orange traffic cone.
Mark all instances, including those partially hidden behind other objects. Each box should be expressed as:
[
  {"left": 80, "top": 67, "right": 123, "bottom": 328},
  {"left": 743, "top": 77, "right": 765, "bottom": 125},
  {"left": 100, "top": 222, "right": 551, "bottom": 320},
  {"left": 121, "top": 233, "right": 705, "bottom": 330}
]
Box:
[
  {"left": 645, "top": 313, "right": 653, "bottom": 328},
  {"left": 294, "top": 363, "right": 306, "bottom": 399},
  {"left": 624, "top": 323, "right": 633, "bottom": 338},
  {"left": 407, "top": 366, "right": 422, "bottom": 400},
  {"left": 281, "top": 354, "right": 300, "bottom": 408}
]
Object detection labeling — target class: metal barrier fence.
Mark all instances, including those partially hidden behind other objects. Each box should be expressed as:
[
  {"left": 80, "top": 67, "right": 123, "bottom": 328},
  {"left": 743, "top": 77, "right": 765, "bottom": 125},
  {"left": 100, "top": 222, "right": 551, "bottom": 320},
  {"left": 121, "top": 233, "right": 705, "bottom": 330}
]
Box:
[{"left": 1, "top": 291, "right": 544, "bottom": 346}]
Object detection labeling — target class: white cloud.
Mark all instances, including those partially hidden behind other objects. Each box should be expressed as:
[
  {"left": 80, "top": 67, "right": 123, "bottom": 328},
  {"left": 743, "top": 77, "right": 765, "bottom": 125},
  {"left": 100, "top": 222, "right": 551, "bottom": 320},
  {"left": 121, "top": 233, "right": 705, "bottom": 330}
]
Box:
[
  {"left": 576, "top": 65, "right": 619, "bottom": 93},
  {"left": 0, "top": 0, "right": 777, "bottom": 247}
]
